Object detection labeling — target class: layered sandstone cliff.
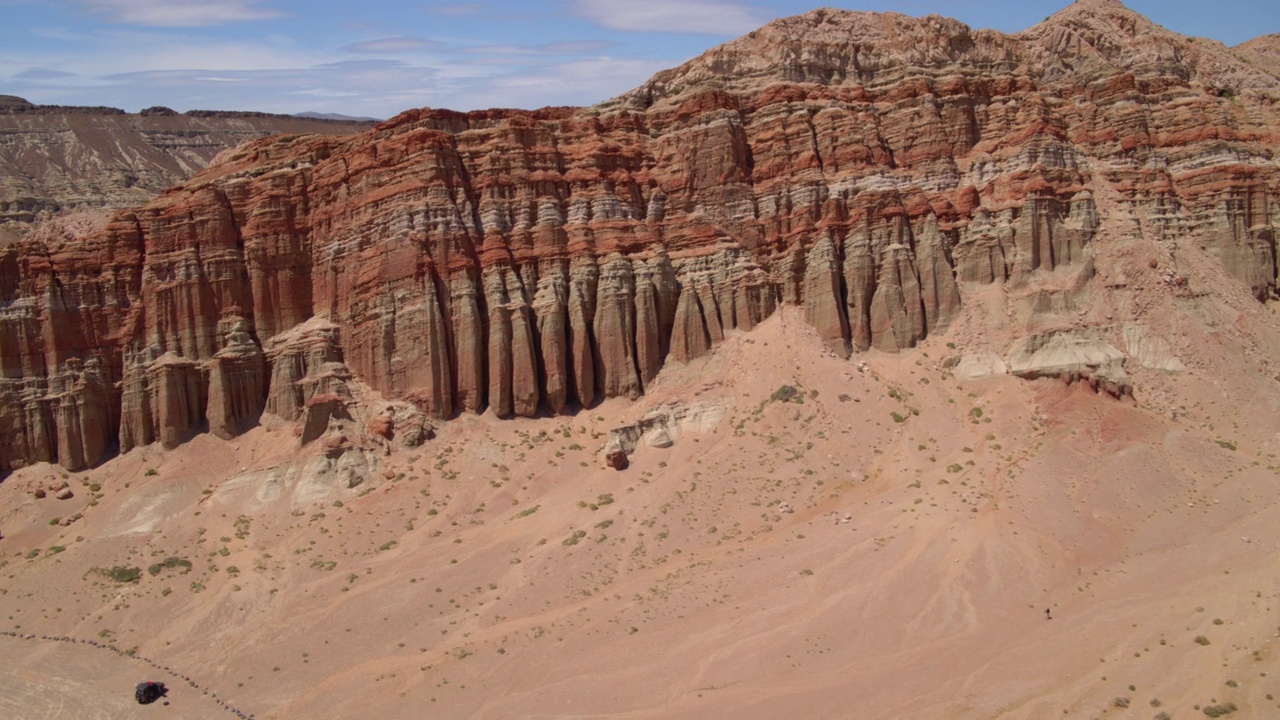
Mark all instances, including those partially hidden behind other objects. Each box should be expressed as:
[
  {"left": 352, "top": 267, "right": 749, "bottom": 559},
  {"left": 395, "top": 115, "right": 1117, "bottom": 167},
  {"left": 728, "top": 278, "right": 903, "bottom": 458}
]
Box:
[{"left": 1, "top": 0, "right": 1277, "bottom": 471}]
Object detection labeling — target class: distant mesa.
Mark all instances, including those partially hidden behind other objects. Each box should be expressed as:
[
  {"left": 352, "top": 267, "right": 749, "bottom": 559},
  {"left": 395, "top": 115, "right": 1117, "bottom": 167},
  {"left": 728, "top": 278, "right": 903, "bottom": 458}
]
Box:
[
  {"left": 0, "top": 100, "right": 376, "bottom": 227},
  {"left": 294, "top": 111, "right": 383, "bottom": 122},
  {"left": 0, "top": 97, "right": 125, "bottom": 115}
]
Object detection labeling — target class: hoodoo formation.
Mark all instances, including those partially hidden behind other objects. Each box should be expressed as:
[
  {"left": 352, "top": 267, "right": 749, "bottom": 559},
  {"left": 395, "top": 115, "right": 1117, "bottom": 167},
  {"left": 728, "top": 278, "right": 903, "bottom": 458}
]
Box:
[{"left": 1, "top": 0, "right": 1277, "bottom": 472}]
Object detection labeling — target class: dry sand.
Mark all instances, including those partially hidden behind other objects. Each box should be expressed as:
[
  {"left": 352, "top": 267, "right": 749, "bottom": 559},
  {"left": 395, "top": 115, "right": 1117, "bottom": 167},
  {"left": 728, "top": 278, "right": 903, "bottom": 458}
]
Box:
[{"left": 3, "top": 300, "right": 1280, "bottom": 719}]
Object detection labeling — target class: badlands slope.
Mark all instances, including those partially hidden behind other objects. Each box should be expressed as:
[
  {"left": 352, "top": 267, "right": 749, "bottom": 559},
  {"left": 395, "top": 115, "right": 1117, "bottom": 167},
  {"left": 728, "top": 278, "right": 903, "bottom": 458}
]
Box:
[{"left": 2, "top": 290, "right": 1280, "bottom": 719}]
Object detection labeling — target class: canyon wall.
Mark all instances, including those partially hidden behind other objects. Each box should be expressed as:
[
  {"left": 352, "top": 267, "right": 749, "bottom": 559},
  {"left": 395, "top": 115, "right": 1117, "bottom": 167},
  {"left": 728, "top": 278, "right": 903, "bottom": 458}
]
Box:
[{"left": 1, "top": 0, "right": 1277, "bottom": 471}]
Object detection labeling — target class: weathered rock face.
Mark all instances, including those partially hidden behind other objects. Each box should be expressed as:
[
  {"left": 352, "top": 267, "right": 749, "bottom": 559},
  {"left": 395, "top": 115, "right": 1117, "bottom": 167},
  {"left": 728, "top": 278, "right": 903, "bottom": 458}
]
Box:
[
  {"left": 1, "top": 0, "right": 1278, "bottom": 471},
  {"left": 1006, "top": 330, "right": 1131, "bottom": 396}
]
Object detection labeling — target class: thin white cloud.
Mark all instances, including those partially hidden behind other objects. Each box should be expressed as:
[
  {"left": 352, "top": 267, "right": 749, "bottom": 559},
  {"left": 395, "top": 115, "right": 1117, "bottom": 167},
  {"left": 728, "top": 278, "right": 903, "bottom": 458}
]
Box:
[
  {"left": 462, "top": 40, "right": 617, "bottom": 56},
  {"left": 76, "top": 0, "right": 282, "bottom": 27},
  {"left": 453, "top": 55, "right": 672, "bottom": 109},
  {"left": 15, "top": 68, "right": 77, "bottom": 79},
  {"left": 426, "top": 2, "right": 485, "bottom": 16},
  {"left": 83, "top": 35, "right": 328, "bottom": 73},
  {"left": 342, "top": 37, "right": 442, "bottom": 54},
  {"left": 0, "top": 32, "right": 332, "bottom": 93},
  {"left": 567, "top": 0, "right": 765, "bottom": 35},
  {"left": 0, "top": 13, "right": 682, "bottom": 118}
]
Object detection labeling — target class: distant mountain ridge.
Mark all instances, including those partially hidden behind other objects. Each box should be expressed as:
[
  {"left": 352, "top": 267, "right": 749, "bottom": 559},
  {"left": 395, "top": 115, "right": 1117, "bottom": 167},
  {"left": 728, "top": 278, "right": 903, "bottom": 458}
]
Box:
[
  {"left": 0, "top": 96, "right": 374, "bottom": 226},
  {"left": 293, "top": 111, "right": 382, "bottom": 122}
]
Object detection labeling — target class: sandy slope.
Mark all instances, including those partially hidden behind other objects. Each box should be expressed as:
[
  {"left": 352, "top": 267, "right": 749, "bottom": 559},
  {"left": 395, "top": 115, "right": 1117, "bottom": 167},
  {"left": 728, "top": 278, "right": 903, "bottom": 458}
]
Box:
[
  {"left": 0, "top": 635, "right": 226, "bottom": 719},
  {"left": 3, "top": 304, "right": 1280, "bottom": 719}
]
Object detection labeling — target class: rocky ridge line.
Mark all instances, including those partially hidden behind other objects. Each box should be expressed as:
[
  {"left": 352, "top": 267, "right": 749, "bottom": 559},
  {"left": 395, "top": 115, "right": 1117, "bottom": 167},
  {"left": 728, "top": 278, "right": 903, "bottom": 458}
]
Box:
[{"left": 0, "top": 98, "right": 373, "bottom": 226}]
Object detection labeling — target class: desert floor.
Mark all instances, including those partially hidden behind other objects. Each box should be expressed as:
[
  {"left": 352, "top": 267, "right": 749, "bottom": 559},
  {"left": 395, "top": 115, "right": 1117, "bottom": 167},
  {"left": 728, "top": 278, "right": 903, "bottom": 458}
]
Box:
[{"left": 3, "top": 308, "right": 1280, "bottom": 719}]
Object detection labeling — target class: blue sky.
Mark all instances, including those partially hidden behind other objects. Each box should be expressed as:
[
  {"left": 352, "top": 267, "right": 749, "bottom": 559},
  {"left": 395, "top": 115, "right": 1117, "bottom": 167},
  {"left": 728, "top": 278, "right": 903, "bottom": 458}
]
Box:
[{"left": 2, "top": 0, "right": 1276, "bottom": 119}]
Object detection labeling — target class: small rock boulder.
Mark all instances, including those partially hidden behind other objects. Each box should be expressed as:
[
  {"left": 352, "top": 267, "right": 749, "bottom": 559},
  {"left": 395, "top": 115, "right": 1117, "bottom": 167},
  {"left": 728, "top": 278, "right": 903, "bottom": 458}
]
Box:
[
  {"left": 606, "top": 449, "right": 629, "bottom": 470},
  {"left": 395, "top": 412, "right": 432, "bottom": 449},
  {"left": 366, "top": 413, "right": 394, "bottom": 441}
]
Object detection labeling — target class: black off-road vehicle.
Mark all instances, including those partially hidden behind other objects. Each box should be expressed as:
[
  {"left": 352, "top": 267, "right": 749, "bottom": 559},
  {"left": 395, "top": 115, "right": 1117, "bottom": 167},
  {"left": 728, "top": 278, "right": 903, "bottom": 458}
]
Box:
[{"left": 135, "top": 681, "right": 166, "bottom": 704}]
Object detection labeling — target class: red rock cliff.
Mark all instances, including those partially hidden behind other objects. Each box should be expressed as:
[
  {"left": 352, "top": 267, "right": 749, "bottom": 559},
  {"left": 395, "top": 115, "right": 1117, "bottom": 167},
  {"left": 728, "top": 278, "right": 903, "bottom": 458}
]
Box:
[{"left": 2, "top": 0, "right": 1277, "bottom": 471}]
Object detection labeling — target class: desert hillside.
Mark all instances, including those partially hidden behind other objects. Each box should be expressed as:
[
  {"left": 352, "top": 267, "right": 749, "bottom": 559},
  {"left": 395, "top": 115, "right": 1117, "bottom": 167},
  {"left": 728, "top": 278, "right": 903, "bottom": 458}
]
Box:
[
  {"left": 2, "top": 0, "right": 1280, "bottom": 717},
  {"left": 3, "top": 303, "right": 1280, "bottom": 718}
]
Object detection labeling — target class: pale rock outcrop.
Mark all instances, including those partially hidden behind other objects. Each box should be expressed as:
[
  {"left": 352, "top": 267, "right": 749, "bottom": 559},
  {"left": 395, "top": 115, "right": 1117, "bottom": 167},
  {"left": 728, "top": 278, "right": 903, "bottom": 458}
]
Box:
[
  {"left": 602, "top": 401, "right": 727, "bottom": 464},
  {"left": 802, "top": 236, "right": 851, "bottom": 357},
  {"left": 532, "top": 263, "right": 570, "bottom": 414},
  {"left": 263, "top": 318, "right": 343, "bottom": 421},
  {"left": 1123, "top": 325, "right": 1186, "bottom": 372},
  {"left": 1006, "top": 330, "right": 1130, "bottom": 395},
  {"left": 593, "top": 258, "right": 642, "bottom": 400},
  {"left": 953, "top": 353, "right": 1010, "bottom": 380},
  {"left": 206, "top": 319, "right": 266, "bottom": 439},
  {"left": 300, "top": 393, "right": 350, "bottom": 446}
]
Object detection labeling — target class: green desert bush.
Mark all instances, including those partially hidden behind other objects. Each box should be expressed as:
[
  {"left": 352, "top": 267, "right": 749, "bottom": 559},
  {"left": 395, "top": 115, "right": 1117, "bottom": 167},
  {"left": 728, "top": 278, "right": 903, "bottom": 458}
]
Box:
[
  {"left": 147, "top": 557, "right": 192, "bottom": 576},
  {"left": 97, "top": 566, "right": 142, "bottom": 584}
]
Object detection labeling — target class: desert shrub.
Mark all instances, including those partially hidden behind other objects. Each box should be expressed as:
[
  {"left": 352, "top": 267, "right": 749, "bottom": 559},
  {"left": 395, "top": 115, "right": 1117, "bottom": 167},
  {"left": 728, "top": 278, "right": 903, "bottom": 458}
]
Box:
[
  {"left": 97, "top": 566, "right": 142, "bottom": 583},
  {"left": 770, "top": 385, "right": 801, "bottom": 403},
  {"left": 1203, "top": 702, "right": 1237, "bottom": 717},
  {"left": 147, "top": 557, "right": 192, "bottom": 576}
]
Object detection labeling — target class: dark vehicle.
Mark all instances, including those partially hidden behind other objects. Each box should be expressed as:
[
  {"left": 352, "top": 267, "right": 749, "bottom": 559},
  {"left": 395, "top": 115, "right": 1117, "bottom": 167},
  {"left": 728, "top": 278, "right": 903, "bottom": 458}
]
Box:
[{"left": 135, "top": 681, "right": 166, "bottom": 704}]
